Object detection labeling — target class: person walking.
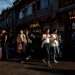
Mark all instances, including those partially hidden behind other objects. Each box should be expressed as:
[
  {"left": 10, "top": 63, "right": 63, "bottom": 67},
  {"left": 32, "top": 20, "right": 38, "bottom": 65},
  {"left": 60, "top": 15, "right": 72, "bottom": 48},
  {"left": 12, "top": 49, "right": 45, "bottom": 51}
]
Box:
[
  {"left": 50, "top": 29, "right": 60, "bottom": 63},
  {"left": 41, "top": 28, "right": 51, "bottom": 65},
  {"left": 1, "top": 30, "right": 8, "bottom": 60},
  {"left": 16, "top": 30, "right": 27, "bottom": 63}
]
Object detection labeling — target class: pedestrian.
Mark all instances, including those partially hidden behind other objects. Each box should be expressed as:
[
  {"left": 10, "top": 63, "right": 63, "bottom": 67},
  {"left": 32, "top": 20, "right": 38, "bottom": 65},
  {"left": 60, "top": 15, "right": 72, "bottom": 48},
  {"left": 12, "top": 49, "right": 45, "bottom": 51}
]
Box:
[
  {"left": 1, "top": 29, "right": 8, "bottom": 60},
  {"left": 25, "top": 29, "right": 32, "bottom": 61},
  {"left": 50, "top": 29, "right": 60, "bottom": 63},
  {"left": 41, "top": 28, "right": 51, "bottom": 65},
  {"left": 0, "top": 32, "right": 2, "bottom": 60},
  {"left": 20, "top": 30, "right": 27, "bottom": 52},
  {"left": 27, "top": 28, "right": 36, "bottom": 59},
  {"left": 16, "top": 30, "right": 27, "bottom": 63}
]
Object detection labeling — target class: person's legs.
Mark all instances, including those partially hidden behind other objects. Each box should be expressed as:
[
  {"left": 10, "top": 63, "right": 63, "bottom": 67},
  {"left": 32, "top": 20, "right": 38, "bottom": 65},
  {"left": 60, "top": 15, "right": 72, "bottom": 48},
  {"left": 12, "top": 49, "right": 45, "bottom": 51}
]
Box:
[
  {"left": 17, "top": 52, "right": 22, "bottom": 62},
  {"left": 45, "top": 44, "right": 50, "bottom": 64},
  {"left": 21, "top": 42, "right": 27, "bottom": 61},
  {"left": 21, "top": 51, "right": 26, "bottom": 62},
  {"left": 54, "top": 47, "right": 56, "bottom": 61},
  {"left": 26, "top": 43, "right": 34, "bottom": 60},
  {"left": 56, "top": 46, "right": 60, "bottom": 55},
  {"left": 41, "top": 44, "right": 47, "bottom": 64},
  {"left": 53, "top": 46, "right": 59, "bottom": 63},
  {"left": 56, "top": 46, "right": 62, "bottom": 61},
  {"left": 2, "top": 44, "right": 7, "bottom": 61},
  {"left": 50, "top": 46, "right": 54, "bottom": 63},
  {"left": 5, "top": 43, "right": 9, "bottom": 60}
]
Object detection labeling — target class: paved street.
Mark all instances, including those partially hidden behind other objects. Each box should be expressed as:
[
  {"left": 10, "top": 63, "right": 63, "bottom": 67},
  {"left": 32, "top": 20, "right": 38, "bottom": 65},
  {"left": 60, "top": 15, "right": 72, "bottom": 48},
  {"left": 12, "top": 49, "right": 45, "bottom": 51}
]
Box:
[
  {"left": 0, "top": 61, "right": 48, "bottom": 75},
  {"left": 0, "top": 61, "right": 74, "bottom": 75},
  {"left": 0, "top": 61, "right": 62, "bottom": 75},
  {"left": 48, "top": 61, "right": 75, "bottom": 70}
]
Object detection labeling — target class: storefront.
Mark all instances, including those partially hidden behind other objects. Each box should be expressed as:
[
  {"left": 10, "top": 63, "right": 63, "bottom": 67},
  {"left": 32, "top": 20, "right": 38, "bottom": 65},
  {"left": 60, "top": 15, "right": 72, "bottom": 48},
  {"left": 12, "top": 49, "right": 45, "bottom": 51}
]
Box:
[{"left": 56, "top": 4, "right": 75, "bottom": 61}]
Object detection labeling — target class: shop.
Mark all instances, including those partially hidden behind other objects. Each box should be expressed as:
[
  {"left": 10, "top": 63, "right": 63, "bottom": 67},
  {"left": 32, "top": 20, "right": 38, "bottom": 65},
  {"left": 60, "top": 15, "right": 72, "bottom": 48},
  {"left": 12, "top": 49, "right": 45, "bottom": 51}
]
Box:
[{"left": 56, "top": 4, "right": 75, "bottom": 61}]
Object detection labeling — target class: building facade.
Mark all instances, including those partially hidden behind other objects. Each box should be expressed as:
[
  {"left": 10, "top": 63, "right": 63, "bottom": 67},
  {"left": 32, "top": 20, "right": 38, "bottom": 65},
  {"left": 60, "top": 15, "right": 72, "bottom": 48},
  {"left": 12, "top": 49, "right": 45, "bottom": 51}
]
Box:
[
  {"left": 0, "top": 0, "right": 59, "bottom": 30},
  {"left": 0, "top": 0, "right": 75, "bottom": 31},
  {"left": 0, "top": 0, "right": 75, "bottom": 60}
]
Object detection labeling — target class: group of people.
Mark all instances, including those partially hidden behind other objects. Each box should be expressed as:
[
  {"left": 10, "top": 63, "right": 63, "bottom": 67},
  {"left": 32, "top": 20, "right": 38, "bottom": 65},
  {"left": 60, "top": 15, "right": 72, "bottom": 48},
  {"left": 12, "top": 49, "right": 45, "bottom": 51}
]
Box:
[
  {"left": 16, "top": 28, "right": 62, "bottom": 64},
  {"left": 16, "top": 28, "right": 41, "bottom": 62},
  {"left": 41, "top": 28, "right": 61, "bottom": 65},
  {"left": 0, "top": 28, "right": 62, "bottom": 65}
]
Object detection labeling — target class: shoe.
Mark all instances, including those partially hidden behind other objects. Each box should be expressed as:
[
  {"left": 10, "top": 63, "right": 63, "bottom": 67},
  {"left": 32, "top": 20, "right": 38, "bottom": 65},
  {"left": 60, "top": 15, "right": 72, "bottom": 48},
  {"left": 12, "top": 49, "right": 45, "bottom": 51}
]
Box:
[
  {"left": 54, "top": 60, "right": 59, "bottom": 63},
  {"left": 42, "top": 59, "right": 47, "bottom": 64},
  {"left": 26, "top": 56, "right": 31, "bottom": 61}
]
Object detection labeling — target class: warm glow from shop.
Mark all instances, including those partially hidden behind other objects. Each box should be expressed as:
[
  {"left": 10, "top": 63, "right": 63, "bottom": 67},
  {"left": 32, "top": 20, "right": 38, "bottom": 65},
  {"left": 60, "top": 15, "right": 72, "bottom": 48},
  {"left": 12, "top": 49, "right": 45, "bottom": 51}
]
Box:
[{"left": 70, "top": 16, "right": 75, "bottom": 19}]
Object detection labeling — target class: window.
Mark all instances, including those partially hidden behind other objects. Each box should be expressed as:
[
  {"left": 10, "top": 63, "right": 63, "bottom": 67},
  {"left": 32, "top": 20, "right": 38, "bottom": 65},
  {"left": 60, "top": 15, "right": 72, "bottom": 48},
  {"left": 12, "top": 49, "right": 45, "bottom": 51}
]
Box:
[
  {"left": 19, "top": 10, "right": 24, "bottom": 19},
  {"left": 40, "top": 0, "right": 48, "bottom": 9},
  {"left": 19, "top": 11, "right": 23, "bottom": 19},
  {"left": 25, "top": 4, "right": 32, "bottom": 16}
]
